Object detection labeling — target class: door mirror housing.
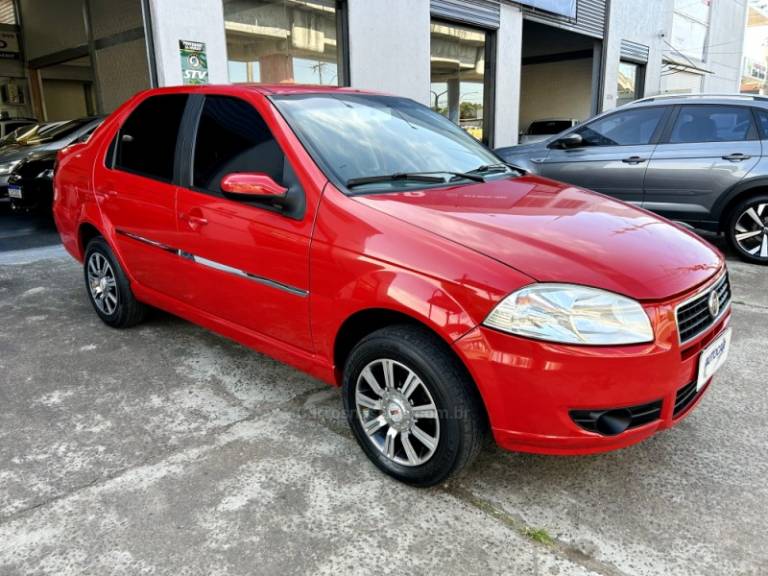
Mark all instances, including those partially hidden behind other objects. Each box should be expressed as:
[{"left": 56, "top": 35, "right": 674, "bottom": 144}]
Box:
[
  {"left": 221, "top": 172, "right": 288, "bottom": 199},
  {"left": 552, "top": 133, "right": 584, "bottom": 149}
]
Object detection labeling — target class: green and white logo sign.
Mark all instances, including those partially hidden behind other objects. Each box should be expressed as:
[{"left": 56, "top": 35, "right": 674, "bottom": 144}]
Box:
[{"left": 180, "top": 39, "right": 208, "bottom": 85}]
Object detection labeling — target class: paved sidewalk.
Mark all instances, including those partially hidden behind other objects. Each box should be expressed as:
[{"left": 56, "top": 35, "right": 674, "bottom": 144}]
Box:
[{"left": 0, "top": 250, "right": 765, "bottom": 576}]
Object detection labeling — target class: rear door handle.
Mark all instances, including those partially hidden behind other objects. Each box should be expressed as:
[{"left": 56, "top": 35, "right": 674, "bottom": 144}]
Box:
[
  {"left": 622, "top": 156, "right": 647, "bottom": 164},
  {"left": 722, "top": 153, "right": 751, "bottom": 162}
]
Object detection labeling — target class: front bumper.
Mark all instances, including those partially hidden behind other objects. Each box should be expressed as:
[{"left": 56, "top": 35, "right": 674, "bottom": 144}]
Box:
[{"left": 454, "top": 282, "right": 731, "bottom": 455}]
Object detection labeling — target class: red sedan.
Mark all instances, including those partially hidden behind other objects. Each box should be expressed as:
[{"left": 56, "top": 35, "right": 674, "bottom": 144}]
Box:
[{"left": 53, "top": 85, "right": 732, "bottom": 486}]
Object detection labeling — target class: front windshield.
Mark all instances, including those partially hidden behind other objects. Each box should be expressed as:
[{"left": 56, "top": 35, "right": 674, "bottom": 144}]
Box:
[{"left": 272, "top": 94, "right": 506, "bottom": 192}]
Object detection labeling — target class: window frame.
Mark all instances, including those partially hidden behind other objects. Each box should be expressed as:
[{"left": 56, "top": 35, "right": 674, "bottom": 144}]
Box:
[
  {"left": 111, "top": 93, "right": 193, "bottom": 185},
  {"left": 550, "top": 105, "right": 671, "bottom": 149},
  {"left": 659, "top": 104, "right": 760, "bottom": 145}
]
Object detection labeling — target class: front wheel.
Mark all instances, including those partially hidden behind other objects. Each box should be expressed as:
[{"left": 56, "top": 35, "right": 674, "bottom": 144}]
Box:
[
  {"left": 84, "top": 236, "right": 147, "bottom": 328},
  {"left": 342, "top": 325, "right": 486, "bottom": 487},
  {"left": 727, "top": 195, "right": 768, "bottom": 265}
]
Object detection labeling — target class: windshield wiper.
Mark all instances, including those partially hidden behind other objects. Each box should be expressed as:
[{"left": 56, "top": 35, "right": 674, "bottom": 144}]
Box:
[
  {"left": 346, "top": 170, "right": 483, "bottom": 189},
  {"left": 467, "top": 163, "right": 514, "bottom": 175}
]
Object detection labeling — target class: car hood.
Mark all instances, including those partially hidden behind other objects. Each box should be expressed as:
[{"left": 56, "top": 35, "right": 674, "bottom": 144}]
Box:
[
  {"left": 0, "top": 142, "right": 53, "bottom": 163},
  {"left": 495, "top": 142, "right": 546, "bottom": 157},
  {"left": 353, "top": 175, "right": 723, "bottom": 301}
]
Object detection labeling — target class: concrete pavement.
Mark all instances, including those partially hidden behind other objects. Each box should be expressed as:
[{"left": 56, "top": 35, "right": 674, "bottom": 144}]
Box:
[{"left": 0, "top": 243, "right": 766, "bottom": 575}]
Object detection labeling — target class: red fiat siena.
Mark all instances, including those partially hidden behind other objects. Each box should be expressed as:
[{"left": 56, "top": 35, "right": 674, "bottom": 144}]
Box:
[{"left": 53, "top": 85, "right": 732, "bottom": 486}]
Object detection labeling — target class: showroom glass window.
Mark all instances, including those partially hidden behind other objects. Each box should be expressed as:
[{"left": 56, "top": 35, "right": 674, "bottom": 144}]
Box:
[
  {"left": 224, "top": 0, "right": 344, "bottom": 85},
  {"left": 617, "top": 61, "right": 645, "bottom": 106},
  {"left": 430, "top": 21, "right": 492, "bottom": 144}
]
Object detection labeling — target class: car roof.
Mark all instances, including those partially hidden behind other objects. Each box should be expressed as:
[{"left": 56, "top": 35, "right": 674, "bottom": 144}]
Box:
[
  {"left": 626, "top": 93, "right": 768, "bottom": 108},
  {"left": 136, "top": 83, "right": 382, "bottom": 98}
]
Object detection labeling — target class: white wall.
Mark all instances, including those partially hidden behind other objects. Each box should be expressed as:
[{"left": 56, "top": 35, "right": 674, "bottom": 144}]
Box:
[
  {"left": 519, "top": 58, "right": 592, "bottom": 130},
  {"left": 346, "top": 0, "right": 430, "bottom": 104},
  {"left": 148, "top": 0, "right": 229, "bottom": 86},
  {"left": 494, "top": 2, "right": 522, "bottom": 147},
  {"left": 601, "top": 0, "right": 668, "bottom": 110},
  {"left": 702, "top": 0, "right": 748, "bottom": 93}
]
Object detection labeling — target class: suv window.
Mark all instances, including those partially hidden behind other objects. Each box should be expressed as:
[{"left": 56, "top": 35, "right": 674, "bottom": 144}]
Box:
[
  {"left": 752, "top": 108, "right": 768, "bottom": 140},
  {"left": 574, "top": 107, "right": 666, "bottom": 147},
  {"left": 116, "top": 94, "right": 188, "bottom": 181},
  {"left": 193, "top": 96, "right": 286, "bottom": 194},
  {"left": 669, "top": 105, "right": 756, "bottom": 144}
]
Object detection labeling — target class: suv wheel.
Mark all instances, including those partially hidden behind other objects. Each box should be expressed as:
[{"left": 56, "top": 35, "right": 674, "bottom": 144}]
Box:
[
  {"left": 727, "top": 195, "right": 768, "bottom": 265},
  {"left": 84, "top": 237, "right": 147, "bottom": 327},
  {"left": 342, "top": 325, "right": 486, "bottom": 487}
]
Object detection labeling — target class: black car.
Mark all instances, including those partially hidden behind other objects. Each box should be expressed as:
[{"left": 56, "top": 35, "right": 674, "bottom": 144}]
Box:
[
  {"left": 0, "top": 117, "right": 102, "bottom": 202},
  {"left": 7, "top": 149, "right": 56, "bottom": 214},
  {"left": 7, "top": 119, "right": 103, "bottom": 214}
]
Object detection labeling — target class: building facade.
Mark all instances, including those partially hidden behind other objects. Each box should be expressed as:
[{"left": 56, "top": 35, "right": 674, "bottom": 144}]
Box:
[{"left": 0, "top": 0, "right": 749, "bottom": 147}]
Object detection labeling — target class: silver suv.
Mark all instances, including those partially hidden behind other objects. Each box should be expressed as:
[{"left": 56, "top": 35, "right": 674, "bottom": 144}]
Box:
[{"left": 496, "top": 94, "right": 768, "bottom": 265}]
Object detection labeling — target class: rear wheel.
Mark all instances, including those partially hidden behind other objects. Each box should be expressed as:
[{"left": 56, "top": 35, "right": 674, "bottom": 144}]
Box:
[
  {"left": 84, "top": 236, "right": 147, "bottom": 328},
  {"left": 727, "top": 195, "right": 768, "bottom": 265},
  {"left": 342, "top": 325, "right": 486, "bottom": 487}
]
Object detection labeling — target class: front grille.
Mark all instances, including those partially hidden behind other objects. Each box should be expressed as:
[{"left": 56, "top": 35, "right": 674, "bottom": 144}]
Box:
[
  {"left": 570, "top": 399, "right": 663, "bottom": 434},
  {"left": 674, "top": 380, "right": 698, "bottom": 417},
  {"left": 676, "top": 273, "right": 731, "bottom": 344}
]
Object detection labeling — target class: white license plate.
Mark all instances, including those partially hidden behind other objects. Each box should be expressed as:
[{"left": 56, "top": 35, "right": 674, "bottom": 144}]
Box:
[
  {"left": 7, "top": 185, "right": 21, "bottom": 199},
  {"left": 697, "top": 328, "right": 731, "bottom": 390}
]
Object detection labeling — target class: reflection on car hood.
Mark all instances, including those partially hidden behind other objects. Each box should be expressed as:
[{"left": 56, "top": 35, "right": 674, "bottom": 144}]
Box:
[
  {"left": 0, "top": 141, "right": 55, "bottom": 164},
  {"left": 353, "top": 175, "right": 723, "bottom": 300}
]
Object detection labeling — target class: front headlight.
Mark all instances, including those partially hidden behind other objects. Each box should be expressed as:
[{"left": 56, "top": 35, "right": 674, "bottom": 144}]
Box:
[
  {"left": 483, "top": 284, "right": 653, "bottom": 345},
  {"left": 0, "top": 160, "right": 20, "bottom": 175}
]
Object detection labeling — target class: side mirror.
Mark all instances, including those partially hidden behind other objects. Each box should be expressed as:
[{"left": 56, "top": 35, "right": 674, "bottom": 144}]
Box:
[
  {"left": 221, "top": 172, "right": 287, "bottom": 200},
  {"left": 552, "top": 133, "right": 583, "bottom": 149}
]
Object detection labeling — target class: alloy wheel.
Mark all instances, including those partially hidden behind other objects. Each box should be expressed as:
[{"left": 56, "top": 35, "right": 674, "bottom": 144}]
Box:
[
  {"left": 355, "top": 359, "right": 440, "bottom": 467},
  {"left": 733, "top": 202, "right": 768, "bottom": 259},
  {"left": 87, "top": 252, "right": 119, "bottom": 315}
]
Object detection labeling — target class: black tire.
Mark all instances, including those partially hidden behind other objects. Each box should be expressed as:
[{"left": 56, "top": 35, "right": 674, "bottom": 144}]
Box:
[
  {"left": 83, "top": 236, "right": 147, "bottom": 328},
  {"left": 726, "top": 194, "right": 768, "bottom": 265},
  {"left": 342, "top": 324, "right": 487, "bottom": 487}
]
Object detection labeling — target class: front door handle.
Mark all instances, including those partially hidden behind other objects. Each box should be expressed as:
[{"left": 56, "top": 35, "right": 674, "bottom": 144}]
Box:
[
  {"left": 622, "top": 156, "right": 647, "bottom": 164},
  {"left": 180, "top": 211, "right": 208, "bottom": 230},
  {"left": 722, "top": 153, "right": 752, "bottom": 162}
]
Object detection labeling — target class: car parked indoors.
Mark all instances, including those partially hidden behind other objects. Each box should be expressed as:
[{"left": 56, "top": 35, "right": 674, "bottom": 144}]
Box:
[
  {"left": 7, "top": 149, "right": 57, "bottom": 215},
  {"left": 0, "top": 117, "right": 102, "bottom": 203},
  {"left": 519, "top": 118, "right": 579, "bottom": 144},
  {"left": 497, "top": 94, "right": 768, "bottom": 265},
  {"left": 54, "top": 85, "right": 731, "bottom": 486},
  {"left": 7, "top": 121, "right": 102, "bottom": 215}
]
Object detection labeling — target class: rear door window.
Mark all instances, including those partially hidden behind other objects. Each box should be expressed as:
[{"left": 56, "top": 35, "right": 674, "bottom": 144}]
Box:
[
  {"left": 668, "top": 105, "right": 757, "bottom": 144},
  {"left": 115, "top": 94, "right": 188, "bottom": 182}
]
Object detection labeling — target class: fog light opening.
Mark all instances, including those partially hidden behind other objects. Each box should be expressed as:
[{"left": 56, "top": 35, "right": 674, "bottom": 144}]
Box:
[{"left": 594, "top": 409, "right": 632, "bottom": 436}]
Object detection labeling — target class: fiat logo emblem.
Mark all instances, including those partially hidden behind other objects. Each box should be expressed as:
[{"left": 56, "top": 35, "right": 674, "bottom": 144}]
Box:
[{"left": 708, "top": 290, "right": 720, "bottom": 318}]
